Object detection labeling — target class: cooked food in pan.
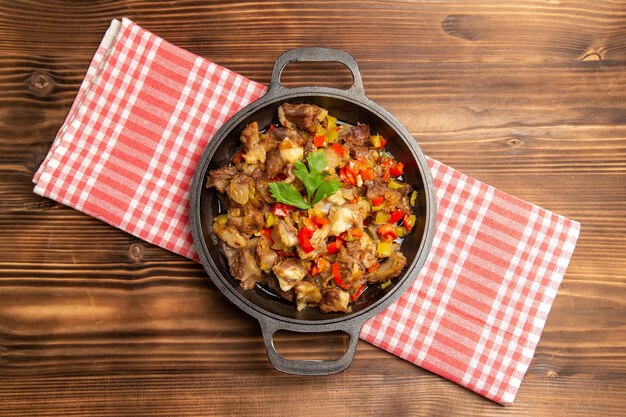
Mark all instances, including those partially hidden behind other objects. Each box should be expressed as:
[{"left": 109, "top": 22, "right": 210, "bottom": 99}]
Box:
[{"left": 206, "top": 103, "right": 418, "bottom": 313}]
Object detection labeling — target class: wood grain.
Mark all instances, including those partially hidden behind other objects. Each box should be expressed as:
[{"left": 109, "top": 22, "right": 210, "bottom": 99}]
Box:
[{"left": 1, "top": 0, "right": 625, "bottom": 416}]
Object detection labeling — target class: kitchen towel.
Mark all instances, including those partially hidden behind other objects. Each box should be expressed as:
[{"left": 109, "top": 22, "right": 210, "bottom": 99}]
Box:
[{"left": 33, "top": 18, "right": 580, "bottom": 405}]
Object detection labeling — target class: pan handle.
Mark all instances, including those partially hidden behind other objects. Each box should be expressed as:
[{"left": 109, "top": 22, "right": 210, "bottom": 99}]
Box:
[
  {"left": 269, "top": 47, "right": 366, "bottom": 97},
  {"left": 258, "top": 318, "right": 364, "bottom": 375}
]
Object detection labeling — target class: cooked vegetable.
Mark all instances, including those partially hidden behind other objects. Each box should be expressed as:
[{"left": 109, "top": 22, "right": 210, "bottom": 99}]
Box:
[
  {"left": 350, "top": 283, "right": 367, "bottom": 301},
  {"left": 377, "top": 242, "right": 393, "bottom": 258},
  {"left": 403, "top": 214, "right": 416, "bottom": 231},
  {"left": 388, "top": 209, "right": 405, "bottom": 224},
  {"left": 390, "top": 162, "right": 404, "bottom": 177},
  {"left": 206, "top": 102, "right": 417, "bottom": 313},
  {"left": 371, "top": 196, "right": 385, "bottom": 207}
]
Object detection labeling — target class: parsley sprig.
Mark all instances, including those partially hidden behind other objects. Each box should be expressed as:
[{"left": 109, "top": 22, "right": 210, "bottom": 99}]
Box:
[{"left": 269, "top": 150, "right": 342, "bottom": 209}]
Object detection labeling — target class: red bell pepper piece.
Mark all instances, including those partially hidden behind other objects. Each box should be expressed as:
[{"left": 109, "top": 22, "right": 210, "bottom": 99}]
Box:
[
  {"left": 311, "top": 258, "right": 330, "bottom": 276},
  {"left": 367, "top": 262, "right": 380, "bottom": 273},
  {"left": 388, "top": 209, "right": 405, "bottom": 224},
  {"left": 272, "top": 203, "right": 296, "bottom": 217},
  {"left": 403, "top": 214, "right": 416, "bottom": 231},
  {"left": 297, "top": 227, "right": 315, "bottom": 254},
  {"left": 381, "top": 157, "right": 395, "bottom": 169},
  {"left": 332, "top": 262, "right": 350, "bottom": 290},
  {"left": 231, "top": 147, "right": 245, "bottom": 164},
  {"left": 261, "top": 228, "right": 274, "bottom": 245},
  {"left": 301, "top": 217, "right": 318, "bottom": 232},
  {"left": 346, "top": 161, "right": 360, "bottom": 176},
  {"left": 389, "top": 162, "right": 404, "bottom": 177},
  {"left": 371, "top": 196, "right": 385, "bottom": 206},
  {"left": 313, "top": 135, "right": 326, "bottom": 147},
  {"left": 327, "top": 240, "right": 343, "bottom": 255},
  {"left": 339, "top": 166, "right": 356, "bottom": 186},
  {"left": 379, "top": 137, "right": 387, "bottom": 147},
  {"left": 360, "top": 167, "right": 375, "bottom": 181},
  {"left": 331, "top": 143, "right": 345, "bottom": 157},
  {"left": 311, "top": 216, "right": 329, "bottom": 227},
  {"left": 350, "top": 283, "right": 367, "bottom": 301},
  {"left": 381, "top": 167, "right": 390, "bottom": 182},
  {"left": 377, "top": 224, "right": 398, "bottom": 242}
]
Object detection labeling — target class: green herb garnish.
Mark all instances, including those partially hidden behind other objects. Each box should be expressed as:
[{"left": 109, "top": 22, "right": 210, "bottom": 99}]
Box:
[{"left": 269, "top": 150, "right": 342, "bottom": 209}]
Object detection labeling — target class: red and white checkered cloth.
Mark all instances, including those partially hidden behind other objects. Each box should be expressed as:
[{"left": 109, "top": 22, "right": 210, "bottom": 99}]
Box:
[{"left": 33, "top": 18, "right": 580, "bottom": 405}]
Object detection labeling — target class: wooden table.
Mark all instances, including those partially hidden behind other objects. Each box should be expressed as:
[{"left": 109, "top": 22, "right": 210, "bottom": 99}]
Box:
[{"left": 1, "top": 1, "right": 625, "bottom": 416}]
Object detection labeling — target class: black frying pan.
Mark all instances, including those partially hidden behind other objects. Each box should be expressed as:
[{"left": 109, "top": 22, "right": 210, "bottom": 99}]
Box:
[{"left": 189, "top": 47, "right": 436, "bottom": 375}]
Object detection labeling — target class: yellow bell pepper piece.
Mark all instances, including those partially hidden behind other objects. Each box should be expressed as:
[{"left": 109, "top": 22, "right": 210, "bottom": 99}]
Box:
[
  {"left": 377, "top": 242, "right": 393, "bottom": 258},
  {"left": 265, "top": 212, "right": 278, "bottom": 227},
  {"left": 214, "top": 214, "right": 228, "bottom": 225},
  {"left": 375, "top": 211, "right": 391, "bottom": 224},
  {"left": 395, "top": 226, "right": 408, "bottom": 238},
  {"left": 387, "top": 179, "right": 404, "bottom": 190}
]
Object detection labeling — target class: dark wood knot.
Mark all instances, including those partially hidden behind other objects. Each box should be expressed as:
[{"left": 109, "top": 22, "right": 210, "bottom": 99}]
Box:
[
  {"left": 580, "top": 52, "right": 602, "bottom": 62},
  {"left": 130, "top": 243, "right": 143, "bottom": 260},
  {"left": 441, "top": 14, "right": 485, "bottom": 41},
  {"left": 507, "top": 137, "right": 523, "bottom": 147},
  {"left": 29, "top": 71, "right": 54, "bottom": 97}
]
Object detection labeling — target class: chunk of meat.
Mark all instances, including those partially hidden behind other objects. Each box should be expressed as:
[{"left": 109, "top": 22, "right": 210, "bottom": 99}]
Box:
[
  {"left": 220, "top": 242, "right": 262, "bottom": 290},
  {"left": 256, "top": 179, "right": 276, "bottom": 204},
  {"left": 339, "top": 124, "right": 370, "bottom": 147},
  {"left": 275, "top": 218, "right": 299, "bottom": 248},
  {"left": 256, "top": 236, "right": 278, "bottom": 272},
  {"left": 240, "top": 122, "right": 266, "bottom": 164},
  {"left": 366, "top": 180, "right": 388, "bottom": 200},
  {"left": 242, "top": 161, "right": 263, "bottom": 181},
  {"left": 346, "top": 233, "right": 378, "bottom": 269},
  {"left": 240, "top": 121, "right": 260, "bottom": 151},
  {"left": 303, "top": 138, "right": 316, "bottom": 159},
  {"left": 319, "top": 287, "right": 351, "bottom": 313},
  {"left": 328, "top": 206, "right": 354, "bottom": 236},
  {"left": 213, "top": 222, "right": 247, "bottom": 248},
  {"left": 326, "top": 191, "right": 346, "bottom": 206},
  {"left": 269, "top": 126, "right": 306, "bottom": 146},
  {"left": 328, "top": 203, "right": 368, "bottom": 236},
  {"left": 272, "top": 258, "right": 309, "bottom": 291},
  {"left": 341, "top": 186, "right": 358, "bottom": 202},
  {"left": 228, "top": 204, "right": 265, "bottom": 236},
  {"left": 227, "top": 174, "right": 255, "bottom": 205},
  {"left": 384, "top": 189, "right": 412, "bottom": 214},
  {"left": 278, "top": 103, "right": 328, "bottom": 132},
  {"left": 265, "top": 148, "right": 286, "bottom": 179},
  {"left": 263, "top": 274, "right": 294, "bottom": 302},
  {"left": 206, "top": 166, "right": 237, "bottom": 193},
  {"left": 294, "top": 281, "right": 322, "bottom": 311},
  {"left": 351, "top": 145, "right": 379, "bottom": 161},
  {"left": 278, "top": 138, "right": 304, "bottom": 164},
  {"left": 323, "top": 146, "right": 347, "bottom": 172},
  {"left": 336, "top": 246, "right": 365, "bottom": 290},
  {"left": 366, "top": 251, "right": 407, "bottom": 284}
]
